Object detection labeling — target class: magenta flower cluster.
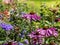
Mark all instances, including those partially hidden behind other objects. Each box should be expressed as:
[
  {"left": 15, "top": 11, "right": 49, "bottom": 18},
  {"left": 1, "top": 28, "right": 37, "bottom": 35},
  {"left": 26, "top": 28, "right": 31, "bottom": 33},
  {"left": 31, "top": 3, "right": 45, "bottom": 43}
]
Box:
[
  {"left": 28, "top": 27, "right": 58, "bottom": 45},
  {"left": 22, "top": 12, "right": 41, "bottom": 21},
  {"left": 37, "top": 27, "right": 58, "bottom": 37}
]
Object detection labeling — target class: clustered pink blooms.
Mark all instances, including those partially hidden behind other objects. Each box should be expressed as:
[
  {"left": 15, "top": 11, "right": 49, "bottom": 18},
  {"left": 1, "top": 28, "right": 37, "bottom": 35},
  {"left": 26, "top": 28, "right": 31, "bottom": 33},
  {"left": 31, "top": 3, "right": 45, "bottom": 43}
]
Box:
[
  {"left": 37, "top": 27, "right": 58, "bottom": 37},
  {"left": 28, "top": 27, "right": 58, "bottom": 45},
  {"left": 28, "top": 31, "right": 44, "bottom": 45},
  {"left": 22, "top": 12, "right": 41, "bottom": 21},
  {"left": 3, "top": 0, "right": 13, "bottom": 4}
]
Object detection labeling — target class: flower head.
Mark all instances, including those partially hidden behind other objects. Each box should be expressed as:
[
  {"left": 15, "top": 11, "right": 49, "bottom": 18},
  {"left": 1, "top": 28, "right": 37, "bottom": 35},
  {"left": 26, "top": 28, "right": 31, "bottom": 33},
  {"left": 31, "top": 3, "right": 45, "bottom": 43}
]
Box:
[
  {"left": 28, "top": 30, "right": 44, "bottom": 45},
  {"left": 49, "top": 27, "right": 58, "bottom": 37},
  {"left": 28, "top": 27, "right": 58, "bottom": 45},
  {"left": 0, "top": 22, "right": 13, "bottom": 31},
  {"left": 18, "top": 42, "right": 24, "bottom": 45},
  {"left": 37, "top": 27, "right": 58, "bottom": 37},
  {"left": 22, "top": 12, "right": 41, "bottom": 21}
]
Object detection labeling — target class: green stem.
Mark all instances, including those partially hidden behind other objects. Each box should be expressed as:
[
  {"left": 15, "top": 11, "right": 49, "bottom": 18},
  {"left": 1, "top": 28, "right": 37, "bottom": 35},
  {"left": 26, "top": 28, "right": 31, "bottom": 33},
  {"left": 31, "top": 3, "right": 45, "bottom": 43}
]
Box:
[{"left": 44, "top": 37, "right": 47, "bottom": 44}]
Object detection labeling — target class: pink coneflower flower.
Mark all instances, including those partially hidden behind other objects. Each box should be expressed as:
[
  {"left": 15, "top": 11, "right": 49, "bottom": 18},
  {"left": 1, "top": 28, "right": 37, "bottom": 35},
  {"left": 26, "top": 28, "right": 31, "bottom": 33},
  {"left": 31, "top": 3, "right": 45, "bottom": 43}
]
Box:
[
  {"left": 37, "top": 27, "right": 58, "bottom": 37},
  {"left": 49, "top": 27, "right": 58, "bottom": 37},
  {"left": 28, "top": 27, "right": 58, "bottom": 45},
  {"left": 37, "top": 28, "right": 46, "bottom": 37},
  {"left": 22, "top": 12, "right": 41, "bottom": 21},
  {"left": 28, "top": 31, "right": 44, "bottom": 45}
]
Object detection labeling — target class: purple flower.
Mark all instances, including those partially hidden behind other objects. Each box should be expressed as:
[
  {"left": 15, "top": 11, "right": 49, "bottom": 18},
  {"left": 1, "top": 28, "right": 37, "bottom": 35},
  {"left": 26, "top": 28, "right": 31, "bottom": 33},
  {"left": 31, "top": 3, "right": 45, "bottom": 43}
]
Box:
[
  {"left": 45, "top": 29, "right": 52, "bottom": 37},
  {"left": 22, "top": 12, "right": 41, "bottom": 21},
  {"left": 0, "top": 22, "right": 13, "bottom": 31},
  {"left": 23, "top": 39, "right": 29, "bottom": 44},
  {"left": 21, "top": 12, "right": 26, "bottom": 15},
  {"left": 49, "top": 27, "right": 58, "bottom": 37},
  {"left": 28, "top": 27, "right": 58, "bottom": 45},
  {"left": 19, "top": 33, "right": 25, "bottom": 39},
  {"left": 19, "top": 30, "right": 27, "bottom": 39},
  {"left": 36, "top": 27, "right": 58, "bottom": 37},
  {"left": 21, "top": 30, "right": 27, "bottom": 34},
  {"left": 18, "top": 42, "right": 24, "bottom": 45},
  {"left": 28, "top": 31, "right": 40, "bottom": 38},
  {"left": 49, "top": 27, "right": 57, "bottom": 31},
  {"left": 28, "top": 31, "right": 43, "bottom": 45},
  {"left": 37, "top": 28, "right": 46, "bottom": 36},
  {"left": 53, "top": 31, "right": 58, "bottom": 37}
]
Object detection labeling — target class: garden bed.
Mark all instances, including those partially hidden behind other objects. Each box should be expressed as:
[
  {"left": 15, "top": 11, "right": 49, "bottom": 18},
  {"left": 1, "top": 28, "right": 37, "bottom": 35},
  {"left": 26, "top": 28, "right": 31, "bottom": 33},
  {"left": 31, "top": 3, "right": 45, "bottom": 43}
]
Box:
[{"left": 0, "top": 0, "right": 60, "bottom": 45}]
